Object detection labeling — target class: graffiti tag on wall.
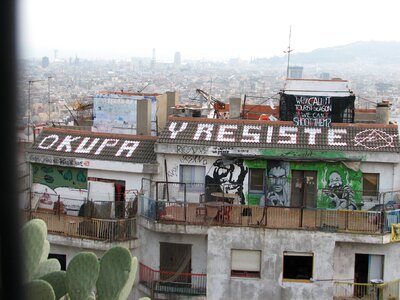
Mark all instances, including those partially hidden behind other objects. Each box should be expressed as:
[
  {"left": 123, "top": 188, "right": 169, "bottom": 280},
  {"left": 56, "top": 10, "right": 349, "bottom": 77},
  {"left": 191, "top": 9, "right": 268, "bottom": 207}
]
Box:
[
  {"left": 176, "top": 145, "right": 207, "bottom": 155},
  {"left": 180, "top": 155, "right": 207, "bottom": 165}
]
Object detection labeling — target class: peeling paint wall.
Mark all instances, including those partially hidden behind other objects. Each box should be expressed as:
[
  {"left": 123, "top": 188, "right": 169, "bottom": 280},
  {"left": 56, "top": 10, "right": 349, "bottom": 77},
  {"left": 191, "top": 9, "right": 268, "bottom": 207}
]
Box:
[
  {"left": 207, "top": 227, "right": 336, "bottom": 300},
  {"left": 334, "top": 242, "right": 400, "bottom": 282}
]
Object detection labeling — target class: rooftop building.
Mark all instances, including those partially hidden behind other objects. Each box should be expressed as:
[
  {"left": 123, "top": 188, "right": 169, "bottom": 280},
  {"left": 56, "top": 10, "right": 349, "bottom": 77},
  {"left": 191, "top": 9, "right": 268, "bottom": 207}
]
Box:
[{"left": 20, "top": 78, "right": 400, "bottom": 299}]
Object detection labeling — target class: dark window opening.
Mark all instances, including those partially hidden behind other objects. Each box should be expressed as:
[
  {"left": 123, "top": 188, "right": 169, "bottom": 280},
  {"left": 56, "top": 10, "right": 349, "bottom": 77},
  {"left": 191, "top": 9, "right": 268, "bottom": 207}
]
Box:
[
  {"left": 160, "top": 242, "right": 192, "bottom": 284},
  {"left": 230, "top": 270, "right": 260, "bottom": 278},
  {"left": 283, "top": 253, "right": 313, "bottom": 280},
  {"left": 249, "top": 168, "right": 265, "bottom": 193},
  {"left": 362, "top": 173, "right": 379, "bottom": 197},
  {"left": 48, "top": 253, "right": 66, "bottom": 271}
]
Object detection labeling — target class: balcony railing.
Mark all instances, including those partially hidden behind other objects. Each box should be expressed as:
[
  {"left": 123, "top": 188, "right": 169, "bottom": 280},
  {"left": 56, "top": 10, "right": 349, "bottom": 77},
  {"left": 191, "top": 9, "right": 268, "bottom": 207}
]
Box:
[
  {"left": 333, "top": 279, "right": 400, "bottom": 300},
  {"left": 140, "top": 196, "right": 400, "bottom": 234},
  {"left": 23, "top": 209, "right": 137, "bottom": 241},
  {"left": 28, "top": 191, "right": 138, "bottom": 219},
  {"left": 139, "top": 263, "right": 207, "bottom": 296}
]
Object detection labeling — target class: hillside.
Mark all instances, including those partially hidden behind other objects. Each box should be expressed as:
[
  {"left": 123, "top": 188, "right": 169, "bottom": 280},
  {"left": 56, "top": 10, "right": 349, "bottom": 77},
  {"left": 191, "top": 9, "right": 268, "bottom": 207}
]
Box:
[{"left": 257, "top": 41, "right": 400, "bottom": 65}]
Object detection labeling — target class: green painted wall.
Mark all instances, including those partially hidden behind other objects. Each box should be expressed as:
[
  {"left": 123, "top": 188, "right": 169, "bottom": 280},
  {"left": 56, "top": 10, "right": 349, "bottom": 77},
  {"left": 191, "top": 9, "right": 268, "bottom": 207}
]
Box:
[
  {"left": 244, "top": 160, "right": 266, "bottom": 205},
  {"left": 32, "top": 163, "right": 87, "bottom": 190},
  {"left": 289, "top": 161, "right": 362, "bottom": 208},
  {"left": 259, "top": 148, "right": 365, "bottom": 161},
  {"left": 243, "top": 159, "right": 362, "bottom": 208}
]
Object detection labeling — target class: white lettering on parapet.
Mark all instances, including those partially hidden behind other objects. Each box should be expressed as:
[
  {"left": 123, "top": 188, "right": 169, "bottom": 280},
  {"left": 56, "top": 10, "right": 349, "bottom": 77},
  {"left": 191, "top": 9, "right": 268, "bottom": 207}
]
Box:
[
  {"left": 169, "top": 122, "right": 188, "bottom": 139},
  {"left": 37, "top": 134, "right": 142, "bottom": 157}
]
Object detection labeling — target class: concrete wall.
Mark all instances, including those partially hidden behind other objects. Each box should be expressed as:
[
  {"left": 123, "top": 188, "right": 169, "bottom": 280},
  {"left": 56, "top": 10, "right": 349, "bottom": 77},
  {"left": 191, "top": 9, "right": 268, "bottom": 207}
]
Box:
[
  {"left": 88, "top": 169, "right": 150, "bottom": 193},
  {"left": 333, "top": 242, "right": 400, "bottom": 282},
  {"left": 137, "top": 99, "right": 152, "bottom": 135},
  {"left": 207, "top": 227, "right": 335, "bottom": 300}
]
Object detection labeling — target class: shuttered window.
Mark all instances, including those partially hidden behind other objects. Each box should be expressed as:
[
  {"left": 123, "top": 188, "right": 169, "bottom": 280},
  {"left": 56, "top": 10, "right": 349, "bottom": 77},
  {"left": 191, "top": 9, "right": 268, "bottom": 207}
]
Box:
[{"left": 231, "top": 249, "right": 261, "bottom": 278}]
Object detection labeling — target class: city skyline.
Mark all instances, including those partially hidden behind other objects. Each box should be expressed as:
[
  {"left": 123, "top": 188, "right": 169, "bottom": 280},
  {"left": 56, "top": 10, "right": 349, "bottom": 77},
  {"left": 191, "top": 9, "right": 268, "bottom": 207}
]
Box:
[{"left": 18, "top": 0, "right": 400, "bottom": 62}]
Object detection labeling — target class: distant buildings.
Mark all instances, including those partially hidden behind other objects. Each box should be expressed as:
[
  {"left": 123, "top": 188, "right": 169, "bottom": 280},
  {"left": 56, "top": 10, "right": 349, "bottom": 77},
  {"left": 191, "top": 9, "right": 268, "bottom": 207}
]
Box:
[
  {"left": 41, "top": 56, "right": 49, "bottom": 68},
  {"left": 288, "top": 66, "right": 303, "bottom": 79},
  {"left": 174, "top": 51, "right": 181, "bottom": 66}
]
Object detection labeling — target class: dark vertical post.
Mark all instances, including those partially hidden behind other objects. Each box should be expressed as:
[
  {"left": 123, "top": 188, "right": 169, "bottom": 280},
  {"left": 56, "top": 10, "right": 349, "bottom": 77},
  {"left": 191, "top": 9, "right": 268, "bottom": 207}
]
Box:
[{"left": 0, "top": 0, "right": 25, "bottom": 298}]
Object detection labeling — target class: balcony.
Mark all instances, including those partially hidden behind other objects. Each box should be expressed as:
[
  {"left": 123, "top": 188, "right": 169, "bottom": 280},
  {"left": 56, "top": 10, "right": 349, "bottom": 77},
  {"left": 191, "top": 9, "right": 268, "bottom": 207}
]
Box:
[
  {"left": 333, "top": 279, "right": 400, "bottom": 299},
  {"left": 139, "top": 180, "right": 400, "bottom": 235},
  {"left": 139, "top": 263, "right": 207, "bottom": 297},
  {"left": 22, "top": 192, "right": 138, "bottom": 242}
]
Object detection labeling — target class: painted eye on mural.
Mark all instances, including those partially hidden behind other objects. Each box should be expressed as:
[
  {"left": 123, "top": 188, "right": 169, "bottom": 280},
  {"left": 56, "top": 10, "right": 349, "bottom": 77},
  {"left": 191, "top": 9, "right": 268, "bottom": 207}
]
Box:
[{"left": 44, "top": 174, "right": 54, "bottom": 183}]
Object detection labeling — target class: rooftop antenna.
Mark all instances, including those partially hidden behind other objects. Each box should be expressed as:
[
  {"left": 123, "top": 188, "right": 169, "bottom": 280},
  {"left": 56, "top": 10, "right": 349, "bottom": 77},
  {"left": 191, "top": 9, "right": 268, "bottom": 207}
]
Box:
[{"left": 284, "top": 25, "right": 293, "bottom": 79}]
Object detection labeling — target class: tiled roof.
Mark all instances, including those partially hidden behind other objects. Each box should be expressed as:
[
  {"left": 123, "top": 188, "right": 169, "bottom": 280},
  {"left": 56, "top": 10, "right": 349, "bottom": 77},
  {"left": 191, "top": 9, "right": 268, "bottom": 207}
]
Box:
[
  {"left": 157, "top": 117, "right": 400, "bottom": 153},
  {"left": 28, "top": 127, "right": 157, "bottom": 164}
]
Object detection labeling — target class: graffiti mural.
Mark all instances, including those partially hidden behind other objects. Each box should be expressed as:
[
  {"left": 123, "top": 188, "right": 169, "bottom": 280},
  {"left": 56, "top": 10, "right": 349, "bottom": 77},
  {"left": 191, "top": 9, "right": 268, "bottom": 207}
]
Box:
[
  {"left": 205, "top": 159, "right": 248, "bottom": 204},
  {"left": 32, "top": 163, "right": 87, "bottom": 190},
  {"left": 266, "top": 161, "right": 290, "bottom": 206},
  {"left": 290, "top": 161, "right": 362, "bottom": 209},
  {"left": 324, "top": 171, "right": 358, "bottom": 210}
]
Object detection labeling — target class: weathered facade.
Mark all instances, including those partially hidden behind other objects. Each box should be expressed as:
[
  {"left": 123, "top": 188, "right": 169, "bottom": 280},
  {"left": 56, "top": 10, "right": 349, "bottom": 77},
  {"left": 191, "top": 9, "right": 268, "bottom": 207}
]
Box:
[{"left": 21, "top": 80, "right": 400, "bottom": 300}]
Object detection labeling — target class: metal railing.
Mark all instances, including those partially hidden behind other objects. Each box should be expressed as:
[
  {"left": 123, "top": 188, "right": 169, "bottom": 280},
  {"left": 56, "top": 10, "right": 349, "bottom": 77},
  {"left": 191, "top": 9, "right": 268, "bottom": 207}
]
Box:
[
  {"left": 24, "top": 209, "right": 137, "bottom": 241},
  {"left": 334, "top": 279, "right": 400, "bottom": 300},
  {"left": 28, "top": 191, "right": 138, "bottom": 219},
  {"left": 140, "top": 196, "right": 397, "bottom": 234},
  {"left": 139, "top": 263, "right": 207, "bottom": 296}
]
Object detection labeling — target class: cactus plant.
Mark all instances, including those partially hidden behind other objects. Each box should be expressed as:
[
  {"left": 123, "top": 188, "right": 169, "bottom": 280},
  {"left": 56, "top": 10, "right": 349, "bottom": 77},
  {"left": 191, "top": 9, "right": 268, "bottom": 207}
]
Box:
[
  {"left": 21, "top": 218, "right": 50, "bottom": 281},
  {"left": 25, "top": 279, "right": 56, "bottom": 300},
  {"left": 96, "top": 246, "right": 137, "bottom": 300},
  {"left": 40, "top": 271, "right": 67, "bottom": 300},
  {"left": 66, "top": 251, "right": 100, "bottom": 300},
  {"left": 22, "top": 218, "right": 150, "bottom": 300}
]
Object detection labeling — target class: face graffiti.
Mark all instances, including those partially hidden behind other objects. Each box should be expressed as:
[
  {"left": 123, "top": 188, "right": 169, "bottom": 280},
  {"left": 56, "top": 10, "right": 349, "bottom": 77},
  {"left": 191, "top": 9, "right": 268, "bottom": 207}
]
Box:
[
  {"left": 325, "top": 171, "right": 358, "bottom": 210},
  {"left": 205, "top": 159, "right": 248, "bottom": 204}
]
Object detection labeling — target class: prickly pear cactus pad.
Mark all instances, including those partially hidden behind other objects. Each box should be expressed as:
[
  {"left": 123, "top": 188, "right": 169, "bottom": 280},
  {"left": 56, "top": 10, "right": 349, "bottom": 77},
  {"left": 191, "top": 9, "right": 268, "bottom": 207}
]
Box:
[
  {"left": 21, "top": 218, "right": 48, "bottom": 282},
  {"left": 40, "top": 270, "right": 67, "bottom": 300},
  {"left": 25, "top": 279, "right": 56, "bottom": 300},
  {"left": 96, "top": 246, "right": 135, "bottom": 300},
  {"left": 66, "top": 252, "right": 99, "bottom": 300}
]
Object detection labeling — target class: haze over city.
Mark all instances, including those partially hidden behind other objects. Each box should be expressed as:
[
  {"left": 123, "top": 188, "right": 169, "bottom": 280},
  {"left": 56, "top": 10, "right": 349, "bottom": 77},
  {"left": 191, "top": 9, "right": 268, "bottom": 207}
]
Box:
[{"left": 18, "top": 0, "right": 400, "bottom": 61}]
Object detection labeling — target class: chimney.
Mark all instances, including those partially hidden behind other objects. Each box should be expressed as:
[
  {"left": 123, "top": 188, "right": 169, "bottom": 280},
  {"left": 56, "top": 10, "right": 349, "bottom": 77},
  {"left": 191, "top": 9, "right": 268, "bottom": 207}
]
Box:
[
  {"left": 166, "top": 91, "right": 178, "bottom": 117},
  {"left": 229, "top": 97, "right": 241, "bottom": 119},
  {"left": 376, "top": 100, "right": 391, "bottom": 125},
  {"left": 136, "top": 99, "right": 152, "bottom": 135}
]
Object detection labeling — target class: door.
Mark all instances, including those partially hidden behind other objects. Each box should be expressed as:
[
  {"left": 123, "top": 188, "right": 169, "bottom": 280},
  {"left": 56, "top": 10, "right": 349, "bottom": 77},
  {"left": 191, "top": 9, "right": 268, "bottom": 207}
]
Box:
[
  {"left": 290, "top": 170, "right": 317, "bottom": 208},
  {"left": 160, "top": 243, "right": 192, "bottom": 284},
  {"left": 354, "top": 254, "right": 384, "bottom": 297}
]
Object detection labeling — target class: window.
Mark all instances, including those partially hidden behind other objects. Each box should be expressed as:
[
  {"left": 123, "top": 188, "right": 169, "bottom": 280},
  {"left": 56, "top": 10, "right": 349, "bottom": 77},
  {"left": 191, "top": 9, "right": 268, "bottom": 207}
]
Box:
[
  {"left": 231, "top": 249, "right": 261, "bottom": 278},
  {"left": 362, "top": 173, "right": 379, "bottom": 197},
  {"left": 180, "top": 165, "right": 205, "bottom": 192},
  {"left": 283, "top": 252, "right": 313, "bottom": 281},
  {"left": 249, "top": 169, "right": 265, "bottom": 192},
  {"left": 48, "top": 253, "right": 67, "bottom": 270}
]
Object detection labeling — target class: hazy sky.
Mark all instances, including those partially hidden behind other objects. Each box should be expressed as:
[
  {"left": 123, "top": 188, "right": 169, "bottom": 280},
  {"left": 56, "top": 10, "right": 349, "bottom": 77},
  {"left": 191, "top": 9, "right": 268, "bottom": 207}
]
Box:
[{"left": 17, "top": 0, "right": 400, "bottom": 61}]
